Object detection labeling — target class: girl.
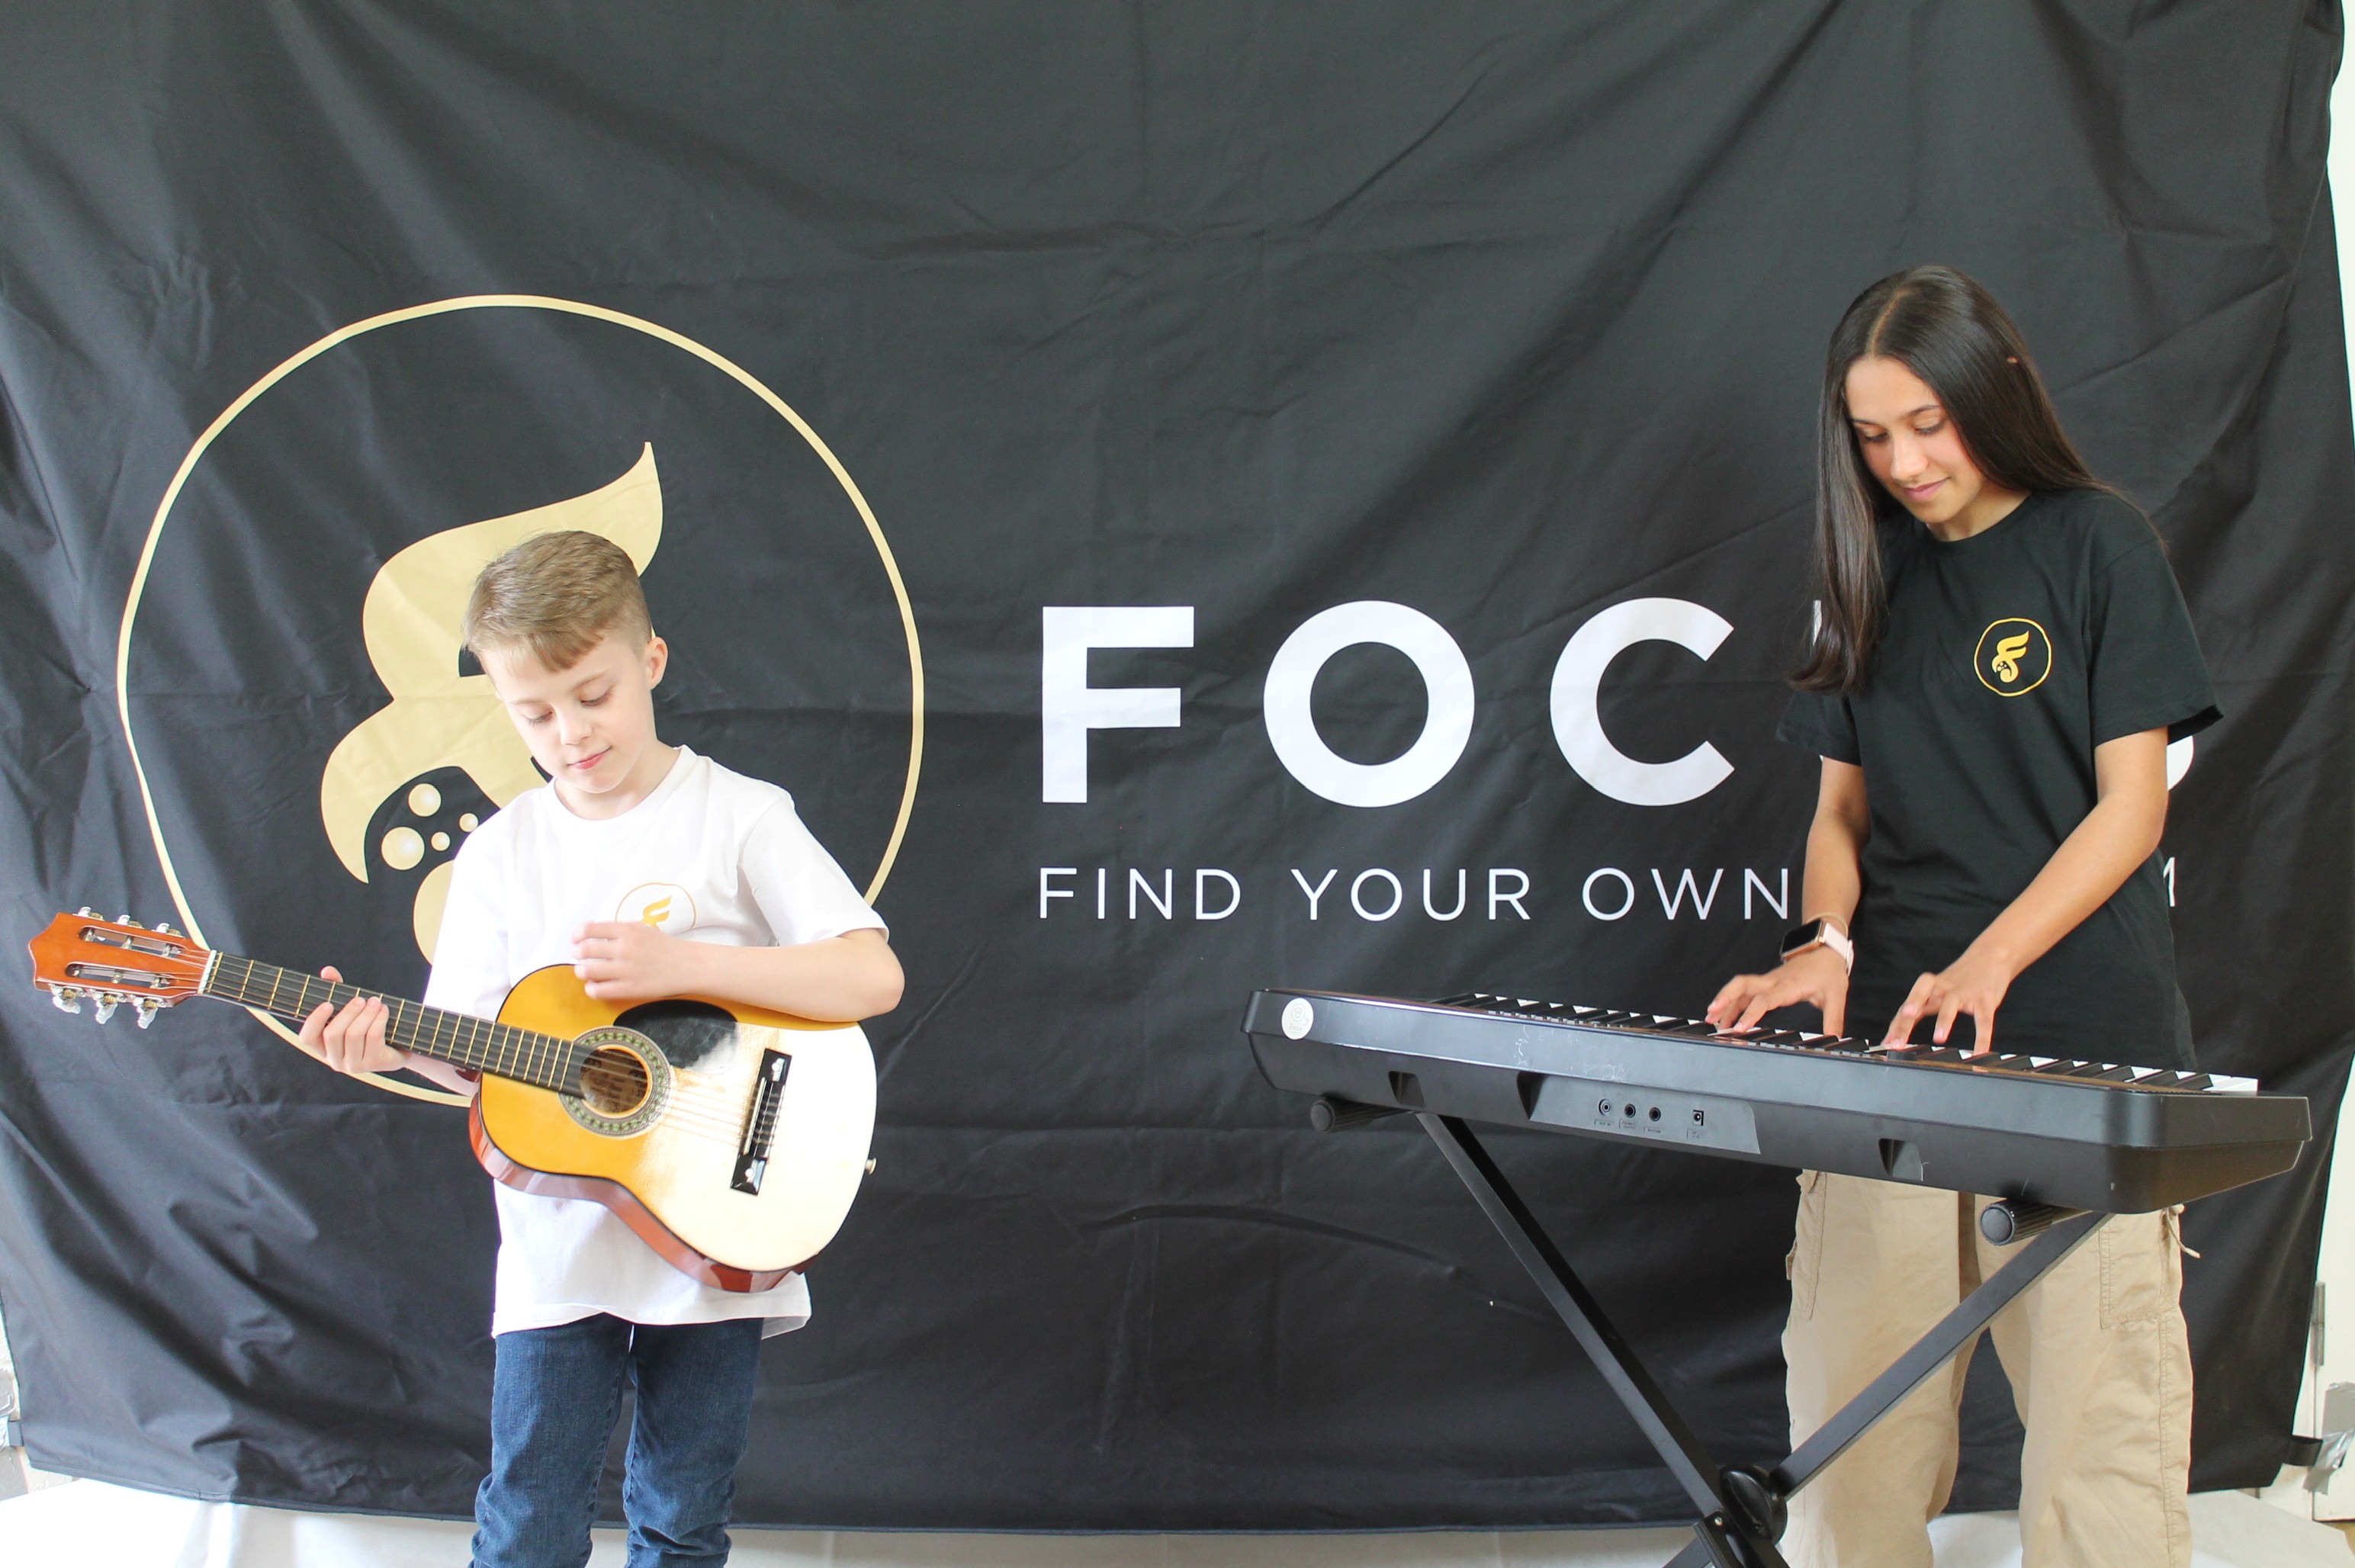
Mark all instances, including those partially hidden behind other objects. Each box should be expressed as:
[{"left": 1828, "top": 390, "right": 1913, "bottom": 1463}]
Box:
[{"left": 1705, "top": 265, "right": 2217, "bottom": 1568}]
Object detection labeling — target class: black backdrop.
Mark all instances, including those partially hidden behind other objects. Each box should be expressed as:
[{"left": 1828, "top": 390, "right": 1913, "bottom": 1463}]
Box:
[{"left": 1, "top": 0, "right": 2350, "bottom": 1530}]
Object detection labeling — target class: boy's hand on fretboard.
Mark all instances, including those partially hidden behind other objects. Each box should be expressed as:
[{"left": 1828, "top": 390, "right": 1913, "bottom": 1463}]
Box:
[{"left": 296, "top": 966, "right": 410, "bottom": 1076}]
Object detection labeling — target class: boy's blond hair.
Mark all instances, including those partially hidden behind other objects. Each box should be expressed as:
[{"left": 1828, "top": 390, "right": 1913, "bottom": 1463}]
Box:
[{"left": 463, "top": 531, "right": 654, "bottom": 671}]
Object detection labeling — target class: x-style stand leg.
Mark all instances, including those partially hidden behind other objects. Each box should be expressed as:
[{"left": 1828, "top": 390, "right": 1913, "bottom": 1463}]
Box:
[{"left": 1416, "top": 1113, "right": 2107, "bottom": 1568}]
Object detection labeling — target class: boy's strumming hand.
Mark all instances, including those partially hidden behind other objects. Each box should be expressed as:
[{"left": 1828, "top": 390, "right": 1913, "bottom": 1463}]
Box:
[
  {"left": 573, "top": 921, "right": 701, "bottom": 1001},
  {"left": 297, "top": 966, "right": 410, "bottom": 1077}
]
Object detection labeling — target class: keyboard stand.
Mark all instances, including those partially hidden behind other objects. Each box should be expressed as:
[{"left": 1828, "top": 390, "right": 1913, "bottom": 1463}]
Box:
[{"left": 1416, "top": 1113, "right": 2108, "bottom": 1568}]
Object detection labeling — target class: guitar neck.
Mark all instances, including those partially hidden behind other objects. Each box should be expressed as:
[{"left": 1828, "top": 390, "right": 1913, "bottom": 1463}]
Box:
[{"left": 201, "top": 952, "right": 581, "bottom": 1094}]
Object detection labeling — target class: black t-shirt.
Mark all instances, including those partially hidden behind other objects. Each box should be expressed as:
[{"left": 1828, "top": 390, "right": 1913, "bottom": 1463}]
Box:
[{"left": 1778, "top": 489, "right": 2218, "bottom": 1068}]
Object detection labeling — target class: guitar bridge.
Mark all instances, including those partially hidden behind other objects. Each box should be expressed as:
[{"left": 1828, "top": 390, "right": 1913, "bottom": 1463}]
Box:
[{"left": 731, "top": 1049, "right": 792, "bottom": 1194}]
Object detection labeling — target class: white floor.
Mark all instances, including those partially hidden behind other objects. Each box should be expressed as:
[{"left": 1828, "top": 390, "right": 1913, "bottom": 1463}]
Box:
[{"left": 0, "top": 1479, "right": 2345, "bottom": 1567}]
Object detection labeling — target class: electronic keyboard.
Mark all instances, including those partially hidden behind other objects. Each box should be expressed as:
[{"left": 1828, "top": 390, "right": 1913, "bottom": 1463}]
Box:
[{"left": 1244, "top": 988, "right": 2309, "bottom": 1214}]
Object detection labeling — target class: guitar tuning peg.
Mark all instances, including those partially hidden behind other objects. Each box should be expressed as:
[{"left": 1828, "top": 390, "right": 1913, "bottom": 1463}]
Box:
[
  {"left": 76, "top": 906, "right": 96, "bottom": 917},
  {"left": 50, "top": 988, "right": 82, "bottom": 1015},
  {"left": 155, "top": 924, "right": 179, "bottom": 937},
  {"left": 117, "top": 916, "right": 143, "bottom": 929},
  {"left": 134, "top": 999, "right": 160, "bottom": 1030},
  {"left": 92, "top": 997, "right": 117, "bottom": 1025}
]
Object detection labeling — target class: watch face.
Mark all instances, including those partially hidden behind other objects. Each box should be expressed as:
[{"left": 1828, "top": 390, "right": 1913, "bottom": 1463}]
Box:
[{"left": 1780, "top": 920, "right": 1822, "bottom": 957}]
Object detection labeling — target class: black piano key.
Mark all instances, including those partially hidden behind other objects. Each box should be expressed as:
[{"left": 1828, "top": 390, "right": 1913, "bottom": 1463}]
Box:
[{"left": 2171, "top": 1073, "right": 2212, "bottom": 1091}]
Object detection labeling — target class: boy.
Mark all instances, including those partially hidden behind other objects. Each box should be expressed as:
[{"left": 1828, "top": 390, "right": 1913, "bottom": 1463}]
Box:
[{"left": 300, "top": 529, "right": 902, "bottom": 1566}]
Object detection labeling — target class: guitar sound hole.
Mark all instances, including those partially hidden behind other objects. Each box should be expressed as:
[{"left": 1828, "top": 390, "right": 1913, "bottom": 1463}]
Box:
[{"left": 580, "top": 1046, "right": 653, "bottom": 1117}]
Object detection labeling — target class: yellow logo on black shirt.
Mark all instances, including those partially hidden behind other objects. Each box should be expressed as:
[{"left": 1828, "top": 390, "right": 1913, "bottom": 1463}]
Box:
[{"left": 1974, "top": 618, "right": 2051, "bottom": 696}]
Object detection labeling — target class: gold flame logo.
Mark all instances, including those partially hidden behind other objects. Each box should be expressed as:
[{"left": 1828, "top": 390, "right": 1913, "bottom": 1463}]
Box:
[
  {"left": 1974, "top": 618, "right": 2051, "bottom": 697},
  {"left": 617, "top": 883, "right": 695, "bottom": 933},
  {"left": 120, "top": 296, "right": 925, "bottom": 1108},
  {"left": 1990, "top": 631, "right": 2032, "bottom": 684},
  {"left": 319, "top": 445, "right": 663, "bottom": 957}
]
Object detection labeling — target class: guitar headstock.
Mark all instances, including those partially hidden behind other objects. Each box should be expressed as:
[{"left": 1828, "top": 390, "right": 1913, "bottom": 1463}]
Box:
[{"left": 27, "top": 909, "right": 210, "bottom": 1027}]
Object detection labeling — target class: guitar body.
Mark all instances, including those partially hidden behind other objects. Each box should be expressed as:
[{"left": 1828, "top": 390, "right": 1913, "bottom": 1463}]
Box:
[{"left": 471, "top": 965, "right": 877, "bottom": 1292}]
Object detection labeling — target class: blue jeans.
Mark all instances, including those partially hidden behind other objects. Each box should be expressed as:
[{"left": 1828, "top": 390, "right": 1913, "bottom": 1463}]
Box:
[{"left": 471, "top": 1314, "right": 765, "bottom": 1568}]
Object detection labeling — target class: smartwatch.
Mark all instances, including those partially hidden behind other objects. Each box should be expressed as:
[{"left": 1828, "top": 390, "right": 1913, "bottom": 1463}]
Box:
[{"left": 1780, "top": 917, "right": 1854, "bottom": 974}]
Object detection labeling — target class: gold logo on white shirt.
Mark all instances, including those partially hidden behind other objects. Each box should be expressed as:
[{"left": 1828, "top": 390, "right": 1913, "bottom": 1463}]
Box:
[{"left": 618, "top": 882, "right": 697, "bottom": 933}]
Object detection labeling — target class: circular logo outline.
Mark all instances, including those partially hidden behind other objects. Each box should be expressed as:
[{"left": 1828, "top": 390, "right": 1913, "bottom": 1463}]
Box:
[
  {"left": 1973, "top": 617, "right": 2051, "bottom": 697},
  {"left": 116, "top": 295, "right": 926, "bottom": 1104}
]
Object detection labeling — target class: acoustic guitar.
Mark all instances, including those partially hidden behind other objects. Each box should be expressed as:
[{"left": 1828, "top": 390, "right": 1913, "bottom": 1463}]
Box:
[{"left": 27, "top": 909, "right": 876, "bottom": 1291}]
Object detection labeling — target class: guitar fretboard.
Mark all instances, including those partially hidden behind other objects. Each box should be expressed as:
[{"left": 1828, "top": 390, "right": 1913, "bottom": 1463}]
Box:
[{"left": 204, "top": 953, "right": 583, "bottom": 1094}]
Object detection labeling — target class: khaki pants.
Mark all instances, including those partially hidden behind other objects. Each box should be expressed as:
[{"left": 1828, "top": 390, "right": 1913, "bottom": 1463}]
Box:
[{"left": 1782, "top": 1172, "right": 2192, "bottom": 1568}]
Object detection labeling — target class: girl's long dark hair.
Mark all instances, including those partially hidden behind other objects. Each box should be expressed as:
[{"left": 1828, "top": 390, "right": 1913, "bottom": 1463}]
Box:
[{"left": 1795, "top": 265, "right": 2108, "bottom": 694}]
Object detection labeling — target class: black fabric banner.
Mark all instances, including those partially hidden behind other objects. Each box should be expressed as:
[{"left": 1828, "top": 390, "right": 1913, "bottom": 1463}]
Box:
[{"left": 1, "top": 1, "right": 2349, "bottom": 1529}]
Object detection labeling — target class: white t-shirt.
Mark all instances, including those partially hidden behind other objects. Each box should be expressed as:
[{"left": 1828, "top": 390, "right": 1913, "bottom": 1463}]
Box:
[{"left": 422, "top": 746, "right": 885, "bottom": 1338}]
